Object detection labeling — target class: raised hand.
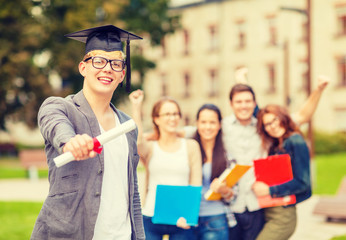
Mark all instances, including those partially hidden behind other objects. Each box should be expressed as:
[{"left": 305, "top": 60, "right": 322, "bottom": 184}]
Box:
[
  {"left": 316, "top": 75, "right": 330, "bottom": 91},
  {"left": 129, "top": 89, "right": 144, "bottom": 107}
]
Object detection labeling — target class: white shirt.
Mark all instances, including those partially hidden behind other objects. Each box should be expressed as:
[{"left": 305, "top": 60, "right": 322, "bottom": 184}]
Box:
[
  {"left": 93, "top": 113, "right": 131, "bottom": 240},
  {"left": 142, "top": 139, "right": 190, "bottom": 217},
  {"left": 222, "top": 114, "right": 266, "bottom": 213}
]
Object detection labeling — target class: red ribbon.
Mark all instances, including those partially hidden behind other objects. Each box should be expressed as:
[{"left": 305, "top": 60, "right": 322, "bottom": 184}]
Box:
[{"left": 93, "top": 138, "right": 103, "bottom": 154}]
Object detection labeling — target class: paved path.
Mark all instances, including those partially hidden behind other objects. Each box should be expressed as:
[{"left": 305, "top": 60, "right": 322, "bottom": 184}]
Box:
[{"left": 0, "top": 178, "right": 345, "bottom": 240}]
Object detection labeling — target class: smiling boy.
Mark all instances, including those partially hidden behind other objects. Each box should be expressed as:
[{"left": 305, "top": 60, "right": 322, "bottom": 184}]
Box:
[{"left": 31, "top": 25, "right": 145, "bottom": 240}]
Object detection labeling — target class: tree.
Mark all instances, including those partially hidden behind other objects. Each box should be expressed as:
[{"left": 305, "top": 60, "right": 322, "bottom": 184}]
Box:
[{"left": 0, "top": 0, "right": 180, "bottom": 131}]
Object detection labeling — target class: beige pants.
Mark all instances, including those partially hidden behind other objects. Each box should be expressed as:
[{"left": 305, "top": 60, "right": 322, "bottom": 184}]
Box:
[{"left": 256, "top": 206, "right": 297, "bottom": 240}]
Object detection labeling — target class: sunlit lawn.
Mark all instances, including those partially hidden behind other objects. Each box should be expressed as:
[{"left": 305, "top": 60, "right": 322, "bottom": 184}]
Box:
[
  {"left": 0, "top": 153, "right": 345, "bottom": 239},
  {"left": 0, "top": 201, "right": 42, "bottom": 240}
]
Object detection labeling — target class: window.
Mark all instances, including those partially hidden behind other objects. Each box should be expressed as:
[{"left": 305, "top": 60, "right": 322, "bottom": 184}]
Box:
[
  {"left": 161, "top": 37, "right": 166, "bottom": 57},
  {"left": 338, "top": 15, "right": 346, "bottom": 35},
  {"left": 236, "top": 20, "right": 246, "bottom": 49},
  {"left": 208, "top": 25, "right": 219, "bottom": 51},
  {"left": 266, "top": 64, "right": 276, "bottom": 93},
  {"left": 183, "top": 72, "right": 191, "bottom": 98},
  {"left": 161, "top": 73, "right": 168, "bottom": 96},
  {"left": 298, "top": 60, "right": 308, "bottom": 92},
  {"left": 301, "top": 22, "right": 308, "bottom": 42},
  {"left": 267, "top": 16, "right": 277, "bottom": 46},
  {"left": 336, "top": 5, "right": 346, "bottom": 36},
  {"left": 335, "top": 108, "right": 346, "bottom": 132},
  {"left": 208, "top": 69, "right": 218, "bottom": 97},
  {"left": 183, "top": 29, "right": 189, "bottom": 56},
  {"left": 337, "top": 56, "right": 346, "bottom": 86}
]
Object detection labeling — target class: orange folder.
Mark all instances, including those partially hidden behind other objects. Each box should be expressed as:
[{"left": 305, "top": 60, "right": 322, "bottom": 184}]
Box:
[
  {"left": 204, "top": 164, "right": 251, "bottom": 201},
  {"left": 254, "top": 154, "right": 296, "bottom": 208}
]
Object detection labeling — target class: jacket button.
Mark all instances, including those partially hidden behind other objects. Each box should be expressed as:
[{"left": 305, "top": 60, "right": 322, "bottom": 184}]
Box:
[
  {"left": 95, "top": 192, "right": 101, "bottom": 197},
  {"left": 98, "top": 169, "right": 102, "bottom": 174}
]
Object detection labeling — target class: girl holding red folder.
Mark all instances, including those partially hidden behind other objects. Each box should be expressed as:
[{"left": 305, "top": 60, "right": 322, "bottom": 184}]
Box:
[{"left": 252, "top": 104, "right": 312, "bottom": 240}]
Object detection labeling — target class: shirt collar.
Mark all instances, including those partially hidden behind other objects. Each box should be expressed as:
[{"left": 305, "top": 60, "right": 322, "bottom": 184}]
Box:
[{"left": 230, "top": 114, "right": 257, "bottom": 126}]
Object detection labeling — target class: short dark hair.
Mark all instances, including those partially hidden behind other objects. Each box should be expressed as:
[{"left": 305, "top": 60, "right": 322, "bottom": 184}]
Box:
[{"left": 229, "top": 84, "right": 256, "bottom": 101}]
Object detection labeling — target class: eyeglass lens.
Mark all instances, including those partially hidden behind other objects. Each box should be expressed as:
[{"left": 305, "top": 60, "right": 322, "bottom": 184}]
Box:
[{"left": 92, "top": 57, "right": 124, "bottom": 72}]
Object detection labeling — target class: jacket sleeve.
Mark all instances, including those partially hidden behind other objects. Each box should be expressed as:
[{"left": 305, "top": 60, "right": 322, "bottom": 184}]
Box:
[
  {"left": 38, "top": 97, "right": 76, "bottom": 154},
  {"left": 269, "top": 134, "right": 311, "bottom": 198}
]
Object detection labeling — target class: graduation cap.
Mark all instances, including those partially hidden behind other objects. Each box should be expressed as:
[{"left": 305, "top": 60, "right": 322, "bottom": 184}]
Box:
[{"left": 65, "top": 25, "right": 142, "bottom": 92}]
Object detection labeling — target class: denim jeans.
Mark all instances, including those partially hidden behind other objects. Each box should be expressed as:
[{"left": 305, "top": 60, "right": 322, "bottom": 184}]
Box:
[
  {"left": 143, "top": 215, "right": 192, "bottom": 240},
  {"left": 229, "top": 209, "right": 265, "bottom": 240},
  {"left": 192, "top": 214, "right": 229, "bottom": 240}
]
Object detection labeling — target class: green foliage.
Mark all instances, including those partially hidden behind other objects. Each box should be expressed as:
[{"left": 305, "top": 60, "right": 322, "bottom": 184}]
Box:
[
  {"left": 119, "top": 0, "right": 181, "bottom": 45},
  {"left": 314, "top": 132, "right": 346, "bottom": 154},
  {"left": 0, "top": 201, "right": 43, "bottom": 240},
  {"left": 0, "top": 0, "right": 180, "bottom": 130}
]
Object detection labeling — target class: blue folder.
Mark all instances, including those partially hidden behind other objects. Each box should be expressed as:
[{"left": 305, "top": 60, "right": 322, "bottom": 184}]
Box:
[{"left": 152, "top": 185, "right": 202, "bottom": 226}]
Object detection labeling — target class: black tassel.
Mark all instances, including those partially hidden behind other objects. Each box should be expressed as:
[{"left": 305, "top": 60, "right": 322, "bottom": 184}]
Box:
[{"left": 126, "top": 38, "right": 131, "bottom": 92}]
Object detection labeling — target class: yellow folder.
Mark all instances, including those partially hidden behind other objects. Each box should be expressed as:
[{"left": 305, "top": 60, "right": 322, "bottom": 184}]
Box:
[{"left": 204, "top": 164, "right": 251, "bottom": 201}]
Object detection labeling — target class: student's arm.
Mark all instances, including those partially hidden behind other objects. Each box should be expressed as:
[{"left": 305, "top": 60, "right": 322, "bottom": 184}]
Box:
[
  {"left": 129, "top": 90, "right": 151, "bottom": 164},
  {"left": 187, "top": 139, "right": 202, "bottom": 186},
  {"left": 293, "top": 75, "right": 330, "bottom": 125}
]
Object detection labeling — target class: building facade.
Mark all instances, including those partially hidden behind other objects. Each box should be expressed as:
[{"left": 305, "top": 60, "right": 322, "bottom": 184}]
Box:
[{"left": 136, "top": 0, "right": 346, "bottom": 133}]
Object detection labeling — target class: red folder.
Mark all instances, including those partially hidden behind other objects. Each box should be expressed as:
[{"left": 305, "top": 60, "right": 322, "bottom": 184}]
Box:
[{"left": 254, "top": 154, "right": 296, "bottom": 208}]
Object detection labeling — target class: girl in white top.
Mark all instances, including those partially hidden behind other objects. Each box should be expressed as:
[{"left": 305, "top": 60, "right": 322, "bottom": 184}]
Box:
[{"left": 129, "top": 90, "right": 202, "bottom": 240}]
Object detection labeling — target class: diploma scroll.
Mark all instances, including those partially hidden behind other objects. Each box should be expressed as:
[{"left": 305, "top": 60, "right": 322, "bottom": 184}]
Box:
[{"left": 54, "top": 119, "right": 136, "bottom": 168}]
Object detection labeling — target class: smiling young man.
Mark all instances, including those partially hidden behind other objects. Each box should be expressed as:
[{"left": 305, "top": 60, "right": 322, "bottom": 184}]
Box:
[
  {"left": 222, "top": 84, "right": 266, "bottom": 240},
  {"left": 31, "top": 25, "right": 145, "bottom": 240}
]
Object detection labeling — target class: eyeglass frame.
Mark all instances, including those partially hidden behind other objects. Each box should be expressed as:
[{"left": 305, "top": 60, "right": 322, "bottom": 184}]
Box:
[
  {"left": 263, "top": 117, "right": 280, "bottom": 129},
  {"left": 84, "top": 56, "right": 125, "bottom": 72},
  {"left": 157, "top": 112, "right": 181, "bottom": 118}
]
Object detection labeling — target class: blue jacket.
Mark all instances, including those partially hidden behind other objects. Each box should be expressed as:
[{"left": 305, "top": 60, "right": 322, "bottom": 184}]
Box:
[
  {"left": 31, "top": 91, "right": 145, "bottom": 240},
  {"left": 269, "top": 134, "right": 312, "bottom": 205}
]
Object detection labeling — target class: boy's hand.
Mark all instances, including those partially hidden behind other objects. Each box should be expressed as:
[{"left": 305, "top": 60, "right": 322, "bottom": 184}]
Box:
[{"left": 63, "top": 134, "right": 96, "bottom": 160}]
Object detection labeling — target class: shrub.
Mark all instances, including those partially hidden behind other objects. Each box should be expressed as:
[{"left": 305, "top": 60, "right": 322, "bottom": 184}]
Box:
[{"left": 314, "top": 132, "right": 346, "bottom": 154}]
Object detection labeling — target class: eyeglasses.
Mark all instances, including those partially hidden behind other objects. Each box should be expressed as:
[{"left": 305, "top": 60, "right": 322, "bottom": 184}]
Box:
[
  {"left": 263, "top": 117, "right": 279, "bottom": 129},
  {"left": 84, "top": 56, "right": 125, "bottom": 72},
  {"left": 158, "top": 112, "right": 181, "bottom": 118}
]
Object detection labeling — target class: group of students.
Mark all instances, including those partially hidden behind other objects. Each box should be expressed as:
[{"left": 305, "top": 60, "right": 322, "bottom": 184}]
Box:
[
  {"left": 30, "top": 25, "right": 328, "bottom": 240},
  {"left": 128, "top": 74, "right": 328, "bottom": 240}
]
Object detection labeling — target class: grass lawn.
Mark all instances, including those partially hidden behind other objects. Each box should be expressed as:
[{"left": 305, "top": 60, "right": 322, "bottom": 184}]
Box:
[
  {"left": 0, "top": 201, "right": 43, "bottom": 240},
  {"left": 0, "top": 157, "right": 48, "bottom": 179},
  {"left": 313, "top": 152, "right": 346, "bottom": 195},
  {"left": 331, "top": 237, "right": 346, "bottom": 240}
]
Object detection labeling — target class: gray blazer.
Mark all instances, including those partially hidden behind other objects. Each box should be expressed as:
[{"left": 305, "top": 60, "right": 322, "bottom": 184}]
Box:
[{"left": 31, "top": 91, "right": 145, "bottom": 240}]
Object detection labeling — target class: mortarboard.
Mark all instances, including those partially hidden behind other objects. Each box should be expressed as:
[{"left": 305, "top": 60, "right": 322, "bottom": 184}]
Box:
[{"left": 65, "top": 25, "right": 142, "bottom": 92}]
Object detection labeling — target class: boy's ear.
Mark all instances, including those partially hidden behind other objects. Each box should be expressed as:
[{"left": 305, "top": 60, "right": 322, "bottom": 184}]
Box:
[
  {"left": 119, "top": 69, "right": 126, "bottom": 83},
  {"left": 78, "top": 61, "right": 86, "bottom": 77}
]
